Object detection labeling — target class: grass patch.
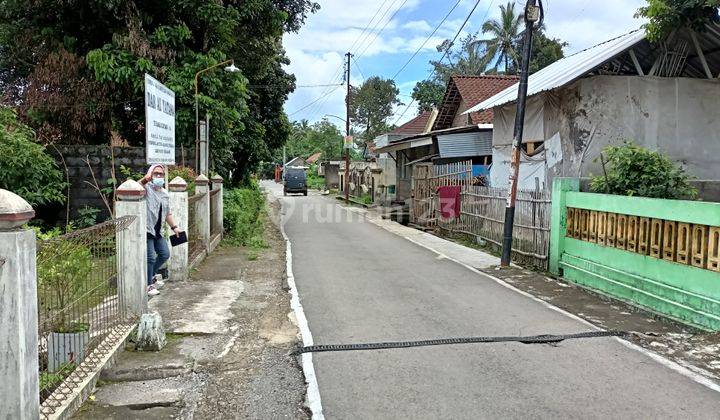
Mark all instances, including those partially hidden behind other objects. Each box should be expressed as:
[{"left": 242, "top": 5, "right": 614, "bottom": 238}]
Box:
[
  {"left": 306, "top": 170, "right": 325, "bottom": 190},
  {"left": 247, "top": 249, "right": 259, "bottom": 261},
  {"left": 223, "top": 180, "right": 268, "bottom": 249}
]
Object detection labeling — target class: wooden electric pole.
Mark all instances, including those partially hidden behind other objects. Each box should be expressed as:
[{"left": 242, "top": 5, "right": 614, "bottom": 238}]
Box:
[
  {"left": 501, "top": 0, "right": 541, "bottom": 266},
  {"left": 344, "top": 51, "right": 351, "bottom": 205}
]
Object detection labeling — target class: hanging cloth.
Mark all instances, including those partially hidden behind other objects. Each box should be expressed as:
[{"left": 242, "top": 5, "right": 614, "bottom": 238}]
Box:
[{"left": 437, "top": 186, "right": 461, "bottom": 219}]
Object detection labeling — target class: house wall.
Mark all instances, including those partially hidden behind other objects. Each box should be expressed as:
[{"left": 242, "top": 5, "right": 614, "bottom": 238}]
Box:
[
  {"left": 451, "top": 99, "right": 473, "bottom": 128},
  {"left": 490, "top": 76, "right": 720, "bottom": 191},
  {"left": 323, "top": 162, "right": 340, "bottom": 189},
  {"left": 375, "top": 155, "right": 397, "bottom": 205},
  {"left": 395, "top": 144, "right": 434, "bottom": 203}
]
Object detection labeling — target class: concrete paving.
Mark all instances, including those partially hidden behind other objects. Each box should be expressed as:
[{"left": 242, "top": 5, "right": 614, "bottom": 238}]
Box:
[
  {"left": 262, "top": 181, "right": 720, "bottom": 419},
  {"left": 74, "top": 218, "right": 307, "bottom": 419}
]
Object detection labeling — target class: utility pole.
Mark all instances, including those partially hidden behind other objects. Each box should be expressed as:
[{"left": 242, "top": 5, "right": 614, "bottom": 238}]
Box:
[
  {"left": 501, "top": 0, "right": 541, "bottom": 266},
  {"left": 344, "top": 51, "right": 351, "bottom": 205}
]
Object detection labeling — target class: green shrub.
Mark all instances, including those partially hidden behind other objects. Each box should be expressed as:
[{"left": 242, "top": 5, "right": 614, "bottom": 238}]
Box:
[
  {"left": 74, "top": 206, "right": 101, "bottom": 229},
  {"left": 303, "top": 164, "right": 324, "bottom": 190},
  {"left": 168, "top": 165, "right": 197, "bottom": 194},
  {"left": 591, "top": 142, "right": 697, "bottom": 200},
  {"left": 223, "top": 181, "right": 267, "bottom": 248},
  {"left": 37, "top": 241, "right": 93, "bottom": 332},
  {"left": 360, "top": 194, "right": 373, "bottom": 205},
  {"left": 0, "top": 107, "right": 67, "bottom": 206}
]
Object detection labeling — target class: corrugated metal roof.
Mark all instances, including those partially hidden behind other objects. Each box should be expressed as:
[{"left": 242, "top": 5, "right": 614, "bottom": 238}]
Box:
[
  {"left": 437, "top": 131, "right": 492, "bottom": 158},
  {"left": 464, "top": 29, "right": 646, "bottom": 114}
]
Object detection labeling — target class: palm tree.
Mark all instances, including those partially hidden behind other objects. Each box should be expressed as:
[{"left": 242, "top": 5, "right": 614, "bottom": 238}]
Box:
[{"left": 478, "top": 2, "right": 523, "bottom": 74}]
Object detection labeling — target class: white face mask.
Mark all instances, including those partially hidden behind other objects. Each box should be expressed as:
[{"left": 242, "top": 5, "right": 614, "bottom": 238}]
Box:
[{"left": 152, "top": 177, "right": 165, "bottom": 187}]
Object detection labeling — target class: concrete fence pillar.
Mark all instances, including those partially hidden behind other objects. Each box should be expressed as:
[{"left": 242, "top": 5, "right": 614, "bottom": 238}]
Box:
[
  {"left": 115, "top": 180, "right": 148, "bottom": 317},
  {"left": 549, "top": 178, "right": 580, "bottom": 275},
  {"left": 0, "top": 189, "right": 39, "bottom": 419},
  {"left": 168, "top": 177, "right": 188, "bottom": 281},
  {"left": 211, "top": 175, "right": 224, "bottom": 237},
  {"left": 195, "top": 174, "right": 211, "bottom": 250}
]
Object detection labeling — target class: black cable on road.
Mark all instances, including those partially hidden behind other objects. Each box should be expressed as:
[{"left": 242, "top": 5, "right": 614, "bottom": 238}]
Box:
[{"left": 293, "top": 330, "right": 626, "bottom": 355}]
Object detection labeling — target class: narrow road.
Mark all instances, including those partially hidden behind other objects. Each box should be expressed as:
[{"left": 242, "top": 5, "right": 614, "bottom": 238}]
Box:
[{"left": 265, "top": 182, "right": 720, "bottom": 419}]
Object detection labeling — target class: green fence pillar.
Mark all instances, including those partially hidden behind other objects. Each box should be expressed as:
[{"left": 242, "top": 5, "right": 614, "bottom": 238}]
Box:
[{"left": 549, "top": 177, "right": 579, "bottom": 275}]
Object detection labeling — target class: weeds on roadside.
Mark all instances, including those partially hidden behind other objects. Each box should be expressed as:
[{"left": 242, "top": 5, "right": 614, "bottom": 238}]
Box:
[{"left": 223, "top": 180, "right": 269, "bottom": 249}]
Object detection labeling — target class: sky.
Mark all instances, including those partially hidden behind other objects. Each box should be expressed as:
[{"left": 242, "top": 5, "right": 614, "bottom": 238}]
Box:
[{"left": 282, "top": 0, "right": 647, "bottom": 128}]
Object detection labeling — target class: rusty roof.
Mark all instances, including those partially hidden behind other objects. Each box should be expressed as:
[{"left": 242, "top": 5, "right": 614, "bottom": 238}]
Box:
[
  {"left": 306, "top": 152, "right": 322, "bottom": 164},
  {"left": 432, "top": 75, "right": 518, "bottom": 130}
]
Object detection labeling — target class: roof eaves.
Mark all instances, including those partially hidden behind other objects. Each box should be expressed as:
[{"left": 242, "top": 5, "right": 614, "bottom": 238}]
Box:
[{"left": 463, "top": 29, "right": 646, "bottom": 114}]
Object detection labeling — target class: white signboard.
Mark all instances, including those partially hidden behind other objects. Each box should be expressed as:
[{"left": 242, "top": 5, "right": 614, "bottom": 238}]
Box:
[{"left": 144, "top": 74, "right": 176, "bottom": 165}]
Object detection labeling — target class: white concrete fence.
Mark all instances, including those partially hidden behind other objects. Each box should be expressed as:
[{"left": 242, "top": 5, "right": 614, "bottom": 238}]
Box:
[{"left": 0, "top": 174, "right": 223, "bottom": 419}]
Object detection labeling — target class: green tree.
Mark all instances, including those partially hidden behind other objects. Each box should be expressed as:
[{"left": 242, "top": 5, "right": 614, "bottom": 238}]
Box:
[
  {"left": 411, "top": 80, "right": 446, "bottom": 113},
  {"left": 479, "top": 1, "right": 523, "bottom": 74},
  {"left": 281, "top": 119, "right": 344, "bottom": 161},
  {"left": 508, "top": 30, "right": 567, "bottom": 74},
  {"left": 431, "top": 33, "right": 492, "bottom": 82},
  {"left": 0, "top": 0, "right": 319, "bottom": 184},
  {"left": 349, "top": 76, "right": 402, "bottom": 142},
  {"left": 591, "top": 142, "right": 697, "bottom": 200},
  {"left": 0, "top": 107, "right": 66, "bottom": 206},
  {"left": 636, "top": 0, "right": 720, "bottom": 41}
]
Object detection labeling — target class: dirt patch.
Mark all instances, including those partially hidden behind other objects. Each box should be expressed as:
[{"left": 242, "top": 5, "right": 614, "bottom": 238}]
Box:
[
  {"left": 75, "top": 192, "right": 308, "bottom": 420},
  {"left": 190, "top": 199, "right": 308, "bottom": 419}
]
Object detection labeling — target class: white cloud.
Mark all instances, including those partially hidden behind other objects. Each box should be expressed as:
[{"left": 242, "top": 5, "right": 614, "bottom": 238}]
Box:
[
  {"left": 538, "top": 0, "right": 646, "bottom": 52},
  {"left": 283, "top": 0, "right": 648, "bottom": 124},
  {"left": 403, "top": 20, "right": 432, "bottom": 32}
]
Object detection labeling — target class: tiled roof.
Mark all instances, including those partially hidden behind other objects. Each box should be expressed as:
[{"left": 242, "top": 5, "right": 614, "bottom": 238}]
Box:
[
  {"left": 306, "top": 152, "right": 322, "bottom": 164},
  {"left": 433, "top": 75, "right": 519, "bottom": 130},
  {"left": 391, "top": 110, "right": 432, "bottom": 135}
]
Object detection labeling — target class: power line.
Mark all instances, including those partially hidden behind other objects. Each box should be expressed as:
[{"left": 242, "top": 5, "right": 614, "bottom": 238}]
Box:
[
  {"left": 10, "top": 97, "right": 143, "bottom": 109},
  {"left": 348, "top": 0, "right": 393, "bottom": 53},
  {"left": 355, "top": 0, "right": 410, "bottom": 62},
  {"left": 287, "top": 85, "right": 342, "bottom": 117},
  {"left": 296, "top": 0, "right": 396, "bottom": 120},
  {"left": 352, "top": 56, "right": 366, "bottom": 81},
  {"left": 393, "top": 0, "right": 486, "bottom": 125},
  {"left": 390, "top": 0, "right": 463, "bottom": 81},
  {"left": 249, "top": 83, "right": 343, "bottom": 89}
]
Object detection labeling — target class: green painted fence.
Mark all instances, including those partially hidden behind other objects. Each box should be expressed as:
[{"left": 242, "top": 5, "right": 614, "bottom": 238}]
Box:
[{"left": 549, "top": 178, "right": 720, "bottom": 331}]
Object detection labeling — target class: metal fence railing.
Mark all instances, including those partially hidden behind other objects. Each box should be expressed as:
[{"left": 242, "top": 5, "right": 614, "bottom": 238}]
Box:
[
  {"left": 187, "top": 192, "right": 206, "bottom": 262},
  {"left": 36, "top": 216, "right": 135, "bottom": 418},
  {"left": 210, "top": 188, "right": 221, "bottom": 238}
]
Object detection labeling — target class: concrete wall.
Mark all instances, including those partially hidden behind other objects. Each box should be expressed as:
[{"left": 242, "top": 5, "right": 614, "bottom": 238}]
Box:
[
  {"left": 375, "top": 156, "right": 397, "bottom": 205},
  {"left": 323, "top": 163, "right": 340, "bottom": 189},
  {"left": 49, "top": 145, "right": 194, "bottom": 220},
  {"left": 490, "top": 76, "right": 720, "bottom": 191},
  {"left": 549, "top": 178, "right": 720, "bottom": 330}
]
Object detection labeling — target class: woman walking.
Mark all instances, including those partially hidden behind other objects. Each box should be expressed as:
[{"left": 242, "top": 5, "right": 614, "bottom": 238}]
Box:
[{"left": 141, "top": 164, "right": 182, "bottom": 296}]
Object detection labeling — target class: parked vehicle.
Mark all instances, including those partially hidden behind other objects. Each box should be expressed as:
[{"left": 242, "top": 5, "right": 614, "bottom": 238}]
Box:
[{"left": 283, "top": 166, "right": 307, "bottom": 196}]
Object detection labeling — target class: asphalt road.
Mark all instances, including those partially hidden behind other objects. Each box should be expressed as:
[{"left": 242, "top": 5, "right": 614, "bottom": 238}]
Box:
[{"left": 268, "top": 183, "right": 720, "bottom": 419}]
